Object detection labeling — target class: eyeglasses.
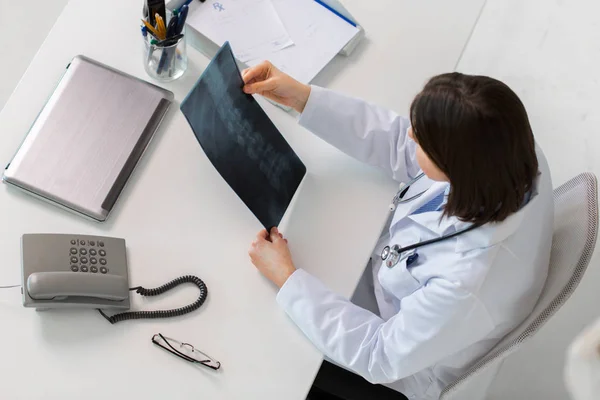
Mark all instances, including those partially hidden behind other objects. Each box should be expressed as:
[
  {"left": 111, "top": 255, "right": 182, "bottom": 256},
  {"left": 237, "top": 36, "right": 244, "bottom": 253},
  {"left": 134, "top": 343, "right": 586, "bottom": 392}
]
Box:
[{"left": 152, "top": 333, "right": 221, "bottom": 370}]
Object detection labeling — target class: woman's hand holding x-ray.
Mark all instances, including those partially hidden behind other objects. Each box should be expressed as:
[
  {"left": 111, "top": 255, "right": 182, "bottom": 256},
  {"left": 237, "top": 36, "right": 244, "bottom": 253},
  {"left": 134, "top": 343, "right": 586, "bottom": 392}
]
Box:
[{"left": 249, "top": 227, "right": 296, "bottom": 288}]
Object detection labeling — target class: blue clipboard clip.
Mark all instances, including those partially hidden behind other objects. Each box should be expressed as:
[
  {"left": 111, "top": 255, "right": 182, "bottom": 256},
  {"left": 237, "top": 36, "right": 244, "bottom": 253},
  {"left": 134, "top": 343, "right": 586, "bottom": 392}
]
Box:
[
  {"left": 313, "top": 0, "right": 364, "bottom": 56},
  {"left": 313, "top": 0, "right": 357, "bottom": 27}
]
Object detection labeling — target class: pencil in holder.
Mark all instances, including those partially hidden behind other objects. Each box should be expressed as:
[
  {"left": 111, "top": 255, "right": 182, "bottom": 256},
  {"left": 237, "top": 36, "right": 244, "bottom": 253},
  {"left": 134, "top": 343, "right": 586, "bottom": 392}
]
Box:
[{"left": 143, "top": 26, "right": 187, "bottom": 81}]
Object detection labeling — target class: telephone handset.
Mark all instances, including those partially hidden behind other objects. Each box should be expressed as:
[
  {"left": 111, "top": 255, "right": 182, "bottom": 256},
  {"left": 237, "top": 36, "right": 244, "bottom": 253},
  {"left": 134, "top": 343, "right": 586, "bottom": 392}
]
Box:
[
  {"left": 21, "top": 234, "right": 208, "bottom": 323},
  {"left": 28, "top": 272, "right": 128, "bottom": 301}
]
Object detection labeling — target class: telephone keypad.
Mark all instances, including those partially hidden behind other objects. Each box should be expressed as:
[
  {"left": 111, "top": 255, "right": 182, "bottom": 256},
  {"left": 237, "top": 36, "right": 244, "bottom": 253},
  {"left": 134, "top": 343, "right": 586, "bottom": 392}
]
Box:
[{"left": 68, "top": 238, "right": 109, "bottom": 273}]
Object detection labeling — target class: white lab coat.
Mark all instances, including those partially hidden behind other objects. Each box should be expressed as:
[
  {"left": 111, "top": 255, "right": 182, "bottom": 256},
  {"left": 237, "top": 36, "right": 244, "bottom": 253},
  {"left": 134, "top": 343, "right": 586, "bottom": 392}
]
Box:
[
  {"left": 565, "top": 318, "right": 600, "bottom": 400},
  {"left": 276, "top": 86, "right": 554, "bottom": 399}
]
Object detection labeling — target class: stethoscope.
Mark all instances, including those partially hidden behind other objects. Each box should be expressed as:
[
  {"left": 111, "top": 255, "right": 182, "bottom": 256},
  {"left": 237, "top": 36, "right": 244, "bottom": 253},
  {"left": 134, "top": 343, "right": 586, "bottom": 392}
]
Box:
[
  {"left": 382, "top": 173, "right": 480, "bottom": 268},
  {"left": 388, "top": 172, "right": 427, "bottom": 211}
]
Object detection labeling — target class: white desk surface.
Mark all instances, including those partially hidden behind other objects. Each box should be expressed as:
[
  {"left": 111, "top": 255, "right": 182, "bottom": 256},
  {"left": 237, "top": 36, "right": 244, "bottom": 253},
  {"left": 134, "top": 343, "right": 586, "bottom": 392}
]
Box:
[{"left": 0, "top": 0, "right": 484, "bottom": 398}]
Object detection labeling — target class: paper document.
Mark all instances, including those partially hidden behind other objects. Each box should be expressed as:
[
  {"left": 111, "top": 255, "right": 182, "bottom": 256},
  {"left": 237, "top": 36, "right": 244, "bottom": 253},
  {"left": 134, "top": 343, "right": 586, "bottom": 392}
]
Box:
[
  {"left": 247, "top": 0, "right": 360, "bottom": 83},
  {"left": 186, "top": 0, "right": 294, "bottom": 63}
]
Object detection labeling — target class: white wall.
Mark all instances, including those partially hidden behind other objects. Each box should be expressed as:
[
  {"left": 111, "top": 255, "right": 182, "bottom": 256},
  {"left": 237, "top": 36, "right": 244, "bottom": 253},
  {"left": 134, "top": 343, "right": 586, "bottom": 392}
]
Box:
[
  {"left": 0, "top": 0, "right": 68, "bottom": 110},
  {"left": 457, "top": 0, "right": 600, "bottom": 398}
]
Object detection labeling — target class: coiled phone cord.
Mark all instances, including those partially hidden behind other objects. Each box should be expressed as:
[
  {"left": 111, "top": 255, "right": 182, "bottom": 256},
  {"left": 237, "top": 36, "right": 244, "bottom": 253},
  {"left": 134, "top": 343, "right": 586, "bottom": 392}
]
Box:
[{"left": 97, "top": 275, "right": 208, "bottom": 324}]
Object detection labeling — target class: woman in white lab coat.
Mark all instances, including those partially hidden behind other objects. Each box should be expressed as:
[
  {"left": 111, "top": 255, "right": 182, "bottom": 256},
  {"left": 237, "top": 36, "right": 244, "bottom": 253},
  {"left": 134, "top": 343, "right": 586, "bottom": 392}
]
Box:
[{"left": 244, "top": 63, "right": 554, "bottom": 400}]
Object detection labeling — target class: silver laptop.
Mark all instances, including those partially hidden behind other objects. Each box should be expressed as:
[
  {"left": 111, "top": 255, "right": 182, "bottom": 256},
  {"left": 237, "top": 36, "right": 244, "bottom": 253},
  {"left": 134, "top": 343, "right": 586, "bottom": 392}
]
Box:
[{"left": 3, "top": 55, "right": 174, "bottom": 221}]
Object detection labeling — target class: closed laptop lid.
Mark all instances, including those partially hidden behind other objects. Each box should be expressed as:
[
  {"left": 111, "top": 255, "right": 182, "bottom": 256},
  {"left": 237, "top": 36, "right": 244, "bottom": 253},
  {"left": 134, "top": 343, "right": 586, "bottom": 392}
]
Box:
[
  {"left": 180, "top": 42, "right": 306, "bottom": 230},
  {"left": 3, "top": 55, "right": 174, "bottom": 221}
]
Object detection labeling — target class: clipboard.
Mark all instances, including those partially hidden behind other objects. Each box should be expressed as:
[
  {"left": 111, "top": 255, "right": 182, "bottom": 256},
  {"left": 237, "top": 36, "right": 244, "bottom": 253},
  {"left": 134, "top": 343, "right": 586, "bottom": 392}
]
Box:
[
  {"left": 319, "top": 0, "right": 365, "bottom": 56},
  {"left": 168, "top": 0, "right": 364, "bottom": 81}
]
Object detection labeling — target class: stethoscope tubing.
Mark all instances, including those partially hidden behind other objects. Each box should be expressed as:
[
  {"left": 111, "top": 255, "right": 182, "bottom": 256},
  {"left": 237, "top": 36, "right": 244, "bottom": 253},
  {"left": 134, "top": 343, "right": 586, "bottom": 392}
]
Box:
[{"left": 383, "top": 173, "right": 478, "bottom": 268}]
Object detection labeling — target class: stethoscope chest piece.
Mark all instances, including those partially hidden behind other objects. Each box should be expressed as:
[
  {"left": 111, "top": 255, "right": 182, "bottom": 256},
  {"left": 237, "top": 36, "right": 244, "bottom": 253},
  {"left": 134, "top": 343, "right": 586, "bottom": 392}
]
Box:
[
  {"left": 383, "top": 172, "right": 481, "bottom": 269},
  {"left": 381, "top": 245, "right": 402, "bottom": 268}
]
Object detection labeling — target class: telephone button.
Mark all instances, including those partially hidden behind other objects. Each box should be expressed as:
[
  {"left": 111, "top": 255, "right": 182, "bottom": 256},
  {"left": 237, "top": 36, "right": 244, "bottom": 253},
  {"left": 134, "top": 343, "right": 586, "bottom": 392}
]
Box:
[
  {"left": 99, "top": 250, "right": 106, "bottom": 257},
  {"left": 100, "top": 267, "right": 108, "bottom": 274},
  {"left": 89, "top": 249, "right": 97, "bottom": 256},
  {"left": 71, "top": 265, "right": 79, "bottom": 272},
  {"left": 79, "top": 248, "right": 87, "bottom": 256},
  {"left": 70, "top": 248, "right": 77, "bottom": 255},
  {"left": 70, "top": 256, "right": 78, "bottom": 264},
  {"left": 90, "top": 266, "right": 98, "bottom": 273},
  {"left": 81, "top": 266, "right": 89, "bottom": 272},
  {"left": 80, "top": 257, "right": 88, "bottom": 264},
  {"left": 100, "top": 258, "right": 107, "bottom": 265}
]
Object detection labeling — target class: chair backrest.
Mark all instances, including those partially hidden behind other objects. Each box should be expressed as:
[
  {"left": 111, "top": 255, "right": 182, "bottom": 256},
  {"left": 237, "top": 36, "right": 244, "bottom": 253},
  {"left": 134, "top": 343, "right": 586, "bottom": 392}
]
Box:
[{"left": 440, "top": 173, "right": 599, "bottom": 400}]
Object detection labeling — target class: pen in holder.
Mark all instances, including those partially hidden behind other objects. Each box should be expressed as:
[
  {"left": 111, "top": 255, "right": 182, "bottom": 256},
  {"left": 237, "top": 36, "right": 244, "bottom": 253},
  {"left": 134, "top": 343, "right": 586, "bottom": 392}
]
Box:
[{"left": 143, "top": 24, "right": 187, "bottom": 81}]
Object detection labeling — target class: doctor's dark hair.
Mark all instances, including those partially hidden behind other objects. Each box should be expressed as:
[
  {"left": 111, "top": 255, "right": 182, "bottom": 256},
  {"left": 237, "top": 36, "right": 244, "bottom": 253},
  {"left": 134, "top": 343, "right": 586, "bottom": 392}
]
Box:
[{"left": 410, "top": 73, "right": 538, "bottom": 225}]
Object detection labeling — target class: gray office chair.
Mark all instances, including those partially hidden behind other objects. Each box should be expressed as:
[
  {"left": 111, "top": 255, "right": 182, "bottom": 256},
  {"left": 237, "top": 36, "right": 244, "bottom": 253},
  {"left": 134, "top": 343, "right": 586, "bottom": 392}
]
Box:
[{"left": 440, "top": 172, "right": 599, "bottom": 400}]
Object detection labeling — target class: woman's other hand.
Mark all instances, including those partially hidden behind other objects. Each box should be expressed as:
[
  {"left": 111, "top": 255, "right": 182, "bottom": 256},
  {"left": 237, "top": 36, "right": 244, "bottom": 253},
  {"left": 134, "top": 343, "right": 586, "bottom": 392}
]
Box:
[
  {"left": 242, "top": 61, "right": 311, "bottom": 113},
  {"left": 249, "top": 227, "right": 296, "bottom": 288}
]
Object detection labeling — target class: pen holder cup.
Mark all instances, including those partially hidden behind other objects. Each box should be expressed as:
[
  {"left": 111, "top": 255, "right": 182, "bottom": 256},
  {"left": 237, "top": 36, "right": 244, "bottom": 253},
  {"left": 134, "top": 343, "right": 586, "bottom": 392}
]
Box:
[{"left": 143, "top": 31, "right": 187, "bottom": 82}]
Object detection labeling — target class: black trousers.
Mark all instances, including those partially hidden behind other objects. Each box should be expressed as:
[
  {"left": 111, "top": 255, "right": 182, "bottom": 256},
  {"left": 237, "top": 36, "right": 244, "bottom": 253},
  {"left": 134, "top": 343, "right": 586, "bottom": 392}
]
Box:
[{"left": 308, "top": 361, "right": 408, "bottom": 400}]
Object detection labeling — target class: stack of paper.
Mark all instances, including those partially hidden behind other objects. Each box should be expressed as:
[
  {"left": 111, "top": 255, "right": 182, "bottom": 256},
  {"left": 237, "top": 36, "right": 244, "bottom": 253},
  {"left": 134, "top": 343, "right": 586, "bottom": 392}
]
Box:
[
  {"left": 184, "top": 0, "right": 361, "bottom": 84},
  {"left": 185, "top": 0, "right": 294, "bottom": 63}
]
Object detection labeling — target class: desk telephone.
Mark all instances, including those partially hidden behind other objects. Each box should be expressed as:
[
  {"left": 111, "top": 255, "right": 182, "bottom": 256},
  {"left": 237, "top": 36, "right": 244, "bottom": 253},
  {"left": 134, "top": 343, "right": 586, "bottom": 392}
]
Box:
[{"left": 21, "top": 234, "right": 208, "bottom": 323}]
